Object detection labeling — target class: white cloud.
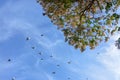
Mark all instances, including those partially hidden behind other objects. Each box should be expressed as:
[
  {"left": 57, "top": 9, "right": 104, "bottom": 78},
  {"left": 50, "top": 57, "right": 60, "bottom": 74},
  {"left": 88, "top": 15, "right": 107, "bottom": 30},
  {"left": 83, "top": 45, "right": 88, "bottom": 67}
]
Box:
[
  {"left": 0, "top": 0, "right": 63, "bottom": 80},
  {"left": 96, "top": 33, "right": 120, "bottom": 80},
  {"left": 0, "top": 0, "right": 63, "bottom": 49}
]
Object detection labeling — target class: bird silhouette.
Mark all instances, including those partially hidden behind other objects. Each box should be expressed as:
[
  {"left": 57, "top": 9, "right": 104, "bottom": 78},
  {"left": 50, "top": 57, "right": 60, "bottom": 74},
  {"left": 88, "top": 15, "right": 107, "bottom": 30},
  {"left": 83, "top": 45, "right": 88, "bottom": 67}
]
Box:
[
  {"left": 26, "top": 37, "right": 30, "bottom": 41},
  {"left": 41, "top": 58, "right": 43, "bottom": 60},
  {"left": 52, "top": 72, "right": 56, "bottom": 74},
  {"left": 67, "top": 61, "right": 71, "bottom": 64},
  {"left": 57, "top": 64, "right": 60, "bottom": 67},
  {"left": 38, "top": 52, "right": 42, "bottom": 55},
  {"left": 41, "top": 34, "right": 44, "bottom": 36},
  {"left": 50, "top": 55, "right": 53, "bottom": 58},
  {"left": 8, "top": 59, "right": 11, "bottom": 62},
  {"left": 12, "top": 77, "right": 15, "bottom": 80},
  {"left": 42, "top": 13, "right": 46, "bottom": 16},
  {"left": 31, "top": 47, "right": 35, "bottom": 49},
  {"left": 97, "top": 53, "right": 100, "bottom": 55}
]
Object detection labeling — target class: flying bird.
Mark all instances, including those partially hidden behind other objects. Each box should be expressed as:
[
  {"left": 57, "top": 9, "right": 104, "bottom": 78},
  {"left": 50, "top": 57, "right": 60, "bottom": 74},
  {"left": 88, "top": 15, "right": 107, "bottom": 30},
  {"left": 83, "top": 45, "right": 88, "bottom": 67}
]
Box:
[
  {"left": 57, "top": 64, "right": 60, "bottom": 67},
  {"left": 52, "top": 72, "right": 56, "bottom": 74},
  {"left": 38, "top": 52, "right": 42, "bottom": 55},
  {"left": 97, "top": 53, "right": 100, "bottom": 55},
  {"left": 31, "top": 46, "right": 35, "bottom": 49},
  {"left": 42, "top": 13, "right": 46, "bottom": 16},
  {"left": 8, "top": 59, "right": 11, "bottom": 62},
  {"left": 50, "top": 55, "right": 53, "bottom": 58},
  {"left": 41, "top": 58, "right": 43, "bottom": 60},
  {"left": 67, "top": 61, "right": 71, "bottom": 64},
  {"left": 12, "top": 77, "right": 15, "bottom": 80},
  {"left": 41, "top": 34, "right": 44, "bottom": 36},
  {"left": 26, "top": 37, "right": 30, "bottom": 41}
]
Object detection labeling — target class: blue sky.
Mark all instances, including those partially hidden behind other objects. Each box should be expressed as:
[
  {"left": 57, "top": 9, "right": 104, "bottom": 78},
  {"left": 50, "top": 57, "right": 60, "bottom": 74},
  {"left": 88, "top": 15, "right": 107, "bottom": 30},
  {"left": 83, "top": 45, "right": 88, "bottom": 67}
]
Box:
[{"left": 0, "top": 0, "right": 120, "bottom": 80}]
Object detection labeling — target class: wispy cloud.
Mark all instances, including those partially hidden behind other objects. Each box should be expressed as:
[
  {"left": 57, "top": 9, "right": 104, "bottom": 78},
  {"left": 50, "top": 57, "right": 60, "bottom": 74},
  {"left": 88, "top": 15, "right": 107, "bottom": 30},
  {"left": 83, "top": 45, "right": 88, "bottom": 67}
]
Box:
[
  {"left": 0, "top": 0, "right": 63, "bottom": 80},
  {"left": 96, "top": 33, "right": 120, "bottom": 80},
  {"left": 0, "top": 0, "right": 63, "bottom": 48},
  {"left": 1, "top": 0, "right": 120, "bottom": 80}
]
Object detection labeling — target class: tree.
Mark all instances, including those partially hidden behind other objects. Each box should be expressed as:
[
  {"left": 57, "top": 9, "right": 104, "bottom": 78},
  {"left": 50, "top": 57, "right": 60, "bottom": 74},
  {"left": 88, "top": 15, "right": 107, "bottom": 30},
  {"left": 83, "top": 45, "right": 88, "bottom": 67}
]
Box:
[{"left": 37, "top": 0, "right": 120, "bottom": 52}]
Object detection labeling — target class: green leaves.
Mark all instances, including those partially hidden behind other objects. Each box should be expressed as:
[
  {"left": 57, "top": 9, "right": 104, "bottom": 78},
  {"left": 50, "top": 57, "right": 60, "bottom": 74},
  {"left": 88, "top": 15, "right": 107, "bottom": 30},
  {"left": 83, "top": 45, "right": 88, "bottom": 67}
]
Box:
[
  {"left": 38, "top": 0, "right": 120, "bottom": 52},
  {"left": 86, "top": 19, "right": 92, "bottom": 24},
  {"left": 112, "top": 13, "right": 120, "bottom": 20},
  {"left": 106, "top": 19, "right": 112, "bottom": 25},
  {"left": 117, "top": 0, "right": 120, "bottom": 6},
  {"left": 105, "top": 37, "right": 109, "bottom": 42},
  {"left": 105, "top": 2, "right": 112, "bottom": 12}
]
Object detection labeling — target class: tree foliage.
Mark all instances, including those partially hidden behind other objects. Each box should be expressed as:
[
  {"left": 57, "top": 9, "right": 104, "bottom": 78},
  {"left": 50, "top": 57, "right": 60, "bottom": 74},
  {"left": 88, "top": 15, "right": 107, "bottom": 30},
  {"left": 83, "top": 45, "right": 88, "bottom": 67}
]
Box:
[{"left": 37, "top": 0, "right": 120, "bottom": 52}]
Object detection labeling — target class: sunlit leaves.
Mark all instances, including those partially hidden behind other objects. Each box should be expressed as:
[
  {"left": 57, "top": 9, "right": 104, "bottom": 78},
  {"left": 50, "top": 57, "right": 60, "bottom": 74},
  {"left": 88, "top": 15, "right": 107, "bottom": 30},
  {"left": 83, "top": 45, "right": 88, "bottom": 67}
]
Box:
[{"left": 38, "top": 0, "right": 120, "bottom": 52}]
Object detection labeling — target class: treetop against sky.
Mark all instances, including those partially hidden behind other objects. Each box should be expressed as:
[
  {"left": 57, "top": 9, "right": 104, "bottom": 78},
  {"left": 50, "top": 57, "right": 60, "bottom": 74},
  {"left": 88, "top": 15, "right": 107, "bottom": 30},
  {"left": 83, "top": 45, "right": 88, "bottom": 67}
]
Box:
[{"left": 38, "top": 0, "right": 120, "bottom": 52}]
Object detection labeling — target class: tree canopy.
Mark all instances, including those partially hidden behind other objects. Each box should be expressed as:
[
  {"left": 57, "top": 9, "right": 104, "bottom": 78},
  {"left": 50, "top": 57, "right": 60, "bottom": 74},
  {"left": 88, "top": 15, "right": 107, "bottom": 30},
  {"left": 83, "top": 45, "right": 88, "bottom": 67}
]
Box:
[{"left": 37, "top": 0, "right": 120, "bottom": 52}]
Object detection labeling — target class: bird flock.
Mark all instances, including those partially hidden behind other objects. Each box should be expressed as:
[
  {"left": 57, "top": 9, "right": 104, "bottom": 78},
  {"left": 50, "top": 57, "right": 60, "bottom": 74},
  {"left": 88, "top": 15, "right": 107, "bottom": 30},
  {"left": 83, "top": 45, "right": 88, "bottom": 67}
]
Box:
[{"left": 7, "top": 34, "right": 90, "bottom": 80}]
